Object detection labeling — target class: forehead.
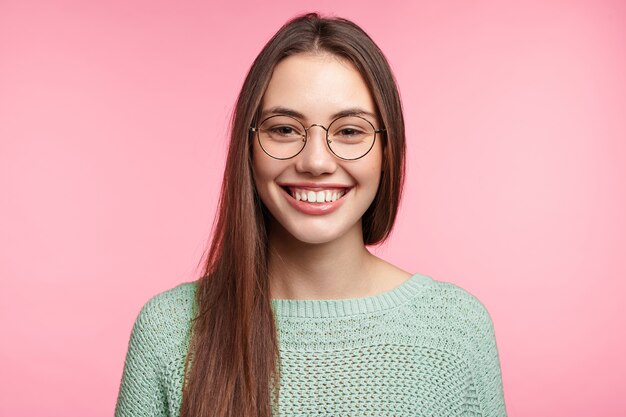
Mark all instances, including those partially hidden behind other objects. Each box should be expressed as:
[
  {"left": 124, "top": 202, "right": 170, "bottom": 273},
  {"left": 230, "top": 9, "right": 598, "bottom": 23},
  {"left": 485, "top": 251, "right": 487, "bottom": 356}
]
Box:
[{"left": 260, "top": 52, "right": 377, "bottom": 121}]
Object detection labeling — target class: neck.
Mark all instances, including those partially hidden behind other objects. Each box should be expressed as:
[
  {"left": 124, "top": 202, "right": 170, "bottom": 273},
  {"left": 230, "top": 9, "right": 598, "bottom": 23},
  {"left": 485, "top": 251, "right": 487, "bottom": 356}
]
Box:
[{"left": 267, "top": 221, "right": 379, "bottom": 300}]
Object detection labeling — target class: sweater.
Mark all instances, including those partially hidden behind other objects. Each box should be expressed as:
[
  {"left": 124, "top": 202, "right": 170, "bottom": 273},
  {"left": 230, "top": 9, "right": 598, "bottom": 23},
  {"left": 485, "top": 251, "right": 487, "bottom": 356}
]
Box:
[{"left": 115, "top": 273, "right": 507, "bottom": 416}]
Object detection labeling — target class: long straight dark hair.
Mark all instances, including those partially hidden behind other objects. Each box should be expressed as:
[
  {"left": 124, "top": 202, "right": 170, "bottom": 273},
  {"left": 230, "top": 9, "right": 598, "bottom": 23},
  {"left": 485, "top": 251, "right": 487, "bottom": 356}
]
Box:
[{"left": 180, "top": 13, "right": 406, "bottom": 417}]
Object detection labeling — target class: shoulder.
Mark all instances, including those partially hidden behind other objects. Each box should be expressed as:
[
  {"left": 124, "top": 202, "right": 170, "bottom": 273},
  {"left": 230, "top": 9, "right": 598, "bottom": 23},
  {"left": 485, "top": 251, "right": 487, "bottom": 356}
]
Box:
[
  {"left": 130, "top": 281, "right": 197, "bottom": 359},
  {"left": 414, "top": 274, "right": 495, "bottom": 327},
  {"left": 404, "top": 274, "right": 499, "bottom": 353},
  {"left": 140, "top": 281, "right": 197, "bottom": 316}
]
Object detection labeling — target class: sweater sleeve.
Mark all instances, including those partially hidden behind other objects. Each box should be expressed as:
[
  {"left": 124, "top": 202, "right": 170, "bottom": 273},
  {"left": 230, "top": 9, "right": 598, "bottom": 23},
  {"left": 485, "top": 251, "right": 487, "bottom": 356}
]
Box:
[
  {"left": 467, "top": 298, "right": 507, "bottom": 417},
  {"left": 115, "top": 297, "right": 169, "bottom": 417}
]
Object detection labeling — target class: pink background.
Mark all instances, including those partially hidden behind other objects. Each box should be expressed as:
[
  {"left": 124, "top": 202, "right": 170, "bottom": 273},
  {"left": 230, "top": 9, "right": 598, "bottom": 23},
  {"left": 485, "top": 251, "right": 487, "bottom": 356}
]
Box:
[{"left": 1, "top": 0, "right": 624, "bottom": 416}]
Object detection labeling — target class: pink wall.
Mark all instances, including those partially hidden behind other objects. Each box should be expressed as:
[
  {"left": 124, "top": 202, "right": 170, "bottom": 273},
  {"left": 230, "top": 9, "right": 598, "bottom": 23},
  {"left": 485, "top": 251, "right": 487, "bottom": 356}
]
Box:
[{"left": 1, "top": 0, "right": 624, "bottom": 415}]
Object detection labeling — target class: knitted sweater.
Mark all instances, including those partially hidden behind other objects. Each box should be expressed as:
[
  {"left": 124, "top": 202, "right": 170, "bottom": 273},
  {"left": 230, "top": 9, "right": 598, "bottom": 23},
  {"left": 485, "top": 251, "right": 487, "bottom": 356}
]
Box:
[{"left": 115, "top": 273, "right": 507, "bottom": 416}]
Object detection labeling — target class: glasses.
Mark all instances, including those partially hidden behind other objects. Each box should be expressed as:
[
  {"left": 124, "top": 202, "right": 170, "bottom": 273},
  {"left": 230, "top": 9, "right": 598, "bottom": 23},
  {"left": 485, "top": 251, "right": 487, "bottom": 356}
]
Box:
[{"left": 250, "top": 114, "right": 385, "bottom": 160}]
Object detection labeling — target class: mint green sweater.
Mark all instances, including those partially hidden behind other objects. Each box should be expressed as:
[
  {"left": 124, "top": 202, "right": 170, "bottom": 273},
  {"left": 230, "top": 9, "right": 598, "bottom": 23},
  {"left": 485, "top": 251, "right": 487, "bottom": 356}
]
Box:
[{"left": 115, "top": 273, "right": 507, "bottom": 416}]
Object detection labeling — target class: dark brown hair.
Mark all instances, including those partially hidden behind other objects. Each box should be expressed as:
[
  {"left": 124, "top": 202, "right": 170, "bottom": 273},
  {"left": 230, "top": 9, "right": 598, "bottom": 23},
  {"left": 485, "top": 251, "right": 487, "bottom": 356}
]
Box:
[{"left": 180, "top": 13, "right": 406, "bottom": 417}]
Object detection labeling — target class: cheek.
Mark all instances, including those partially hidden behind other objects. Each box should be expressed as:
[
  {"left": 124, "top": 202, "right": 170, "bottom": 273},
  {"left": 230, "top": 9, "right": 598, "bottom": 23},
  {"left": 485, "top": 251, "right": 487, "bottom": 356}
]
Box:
[
  {"left": 363, "top": 148, "right": 384, "bottom": 189},
  {"left": 252, "top": 145, "right": 272, "bottom": 186},
  {"left": 251, "top": 147, "right": 285, "bottom": 202}
]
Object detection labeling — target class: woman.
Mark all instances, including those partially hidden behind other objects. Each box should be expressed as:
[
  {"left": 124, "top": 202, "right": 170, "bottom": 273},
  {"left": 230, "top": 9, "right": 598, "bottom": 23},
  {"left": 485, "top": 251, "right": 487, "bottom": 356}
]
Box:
[{"left": 115, "top": 13, "right": 507, "bottom": 417}]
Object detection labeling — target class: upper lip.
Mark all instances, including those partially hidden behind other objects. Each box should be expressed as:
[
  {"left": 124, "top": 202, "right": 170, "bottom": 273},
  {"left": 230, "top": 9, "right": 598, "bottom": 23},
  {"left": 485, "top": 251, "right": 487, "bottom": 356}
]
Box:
[{"left": 278, "top": 182, "right": 353, "bottom": 190}]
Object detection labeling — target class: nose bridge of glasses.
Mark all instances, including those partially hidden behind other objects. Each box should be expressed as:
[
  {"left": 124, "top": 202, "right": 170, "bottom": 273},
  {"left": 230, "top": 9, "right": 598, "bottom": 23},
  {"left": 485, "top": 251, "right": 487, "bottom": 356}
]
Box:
[{"left": 304, "top": 124, "right": 330, "bottom": 142}]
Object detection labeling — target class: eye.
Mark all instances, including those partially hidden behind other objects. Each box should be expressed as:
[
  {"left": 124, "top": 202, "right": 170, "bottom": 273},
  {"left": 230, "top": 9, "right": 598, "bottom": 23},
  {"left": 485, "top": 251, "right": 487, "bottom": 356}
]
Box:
[
  {"left": 336, "top": 127, "right": 365, "bottom": 137},
  {"left": 259, "top": 115, "right": 305, "bottom": 138},
  {"left": 328, "top": 115, "right": 374, "bottom": 140},
  {"left": 270, "top": 125, "right": 300, "bottom": 136}
]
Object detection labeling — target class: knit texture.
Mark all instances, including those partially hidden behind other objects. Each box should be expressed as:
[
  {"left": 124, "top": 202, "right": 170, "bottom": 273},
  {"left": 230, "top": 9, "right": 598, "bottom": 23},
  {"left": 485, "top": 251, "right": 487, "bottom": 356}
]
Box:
[{"left": 115, "top": 273, "right": 507, "bottom": 416}]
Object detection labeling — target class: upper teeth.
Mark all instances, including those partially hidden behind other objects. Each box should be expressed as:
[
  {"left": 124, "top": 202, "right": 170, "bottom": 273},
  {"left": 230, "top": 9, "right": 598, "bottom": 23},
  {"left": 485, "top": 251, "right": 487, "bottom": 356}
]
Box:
[{"left": 290, "top": 188, "right": 346, "bottom": 203}]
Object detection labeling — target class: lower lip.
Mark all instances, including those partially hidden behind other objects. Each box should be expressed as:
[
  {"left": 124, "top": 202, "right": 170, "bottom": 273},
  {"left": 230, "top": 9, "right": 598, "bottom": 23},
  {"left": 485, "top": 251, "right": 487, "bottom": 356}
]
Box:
[{"left": 281, "top": 187, "right": 349, "bottom": 215}]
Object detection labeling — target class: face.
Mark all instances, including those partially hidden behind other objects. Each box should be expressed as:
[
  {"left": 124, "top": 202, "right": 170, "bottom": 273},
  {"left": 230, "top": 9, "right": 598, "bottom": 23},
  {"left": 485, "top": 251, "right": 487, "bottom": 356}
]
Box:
[{"left": 252, "top": 52, "right": 383, "bottom": 246}]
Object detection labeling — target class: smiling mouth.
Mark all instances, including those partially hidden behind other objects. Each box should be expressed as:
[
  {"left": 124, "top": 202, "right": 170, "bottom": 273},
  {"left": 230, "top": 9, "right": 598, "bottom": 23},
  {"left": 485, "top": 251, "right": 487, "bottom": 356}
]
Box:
[{"left": 282, "top": 186, "right": 348, "bottom": 203}]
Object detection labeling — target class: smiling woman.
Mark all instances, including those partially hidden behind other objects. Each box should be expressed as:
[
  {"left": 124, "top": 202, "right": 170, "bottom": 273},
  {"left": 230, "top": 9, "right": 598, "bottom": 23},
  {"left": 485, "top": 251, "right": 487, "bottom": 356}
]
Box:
[
  {"left": 252, "top": 53, "right": 384, "bottom": 249},
  {"left": 115, "top": 13, "right": 507, "bottom": 417}
]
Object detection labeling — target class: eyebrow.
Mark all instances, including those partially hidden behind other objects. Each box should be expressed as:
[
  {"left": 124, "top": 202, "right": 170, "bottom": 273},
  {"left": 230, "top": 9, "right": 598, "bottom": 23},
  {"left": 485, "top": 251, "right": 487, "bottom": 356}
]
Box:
[{"left": 260, "top": 106, "right": 378, "bottom": 122}]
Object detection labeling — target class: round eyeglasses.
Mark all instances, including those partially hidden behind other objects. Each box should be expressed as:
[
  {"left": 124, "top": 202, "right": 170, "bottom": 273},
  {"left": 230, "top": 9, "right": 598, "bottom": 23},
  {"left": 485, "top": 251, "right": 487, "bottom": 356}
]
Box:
[{"left": 250, "top": 114, "right": 385, "bottom": 160}]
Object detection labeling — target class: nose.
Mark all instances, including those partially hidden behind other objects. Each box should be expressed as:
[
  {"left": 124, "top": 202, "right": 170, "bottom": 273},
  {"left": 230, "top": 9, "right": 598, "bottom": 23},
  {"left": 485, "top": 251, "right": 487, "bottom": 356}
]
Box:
[{"left": 294, "top": 125, "right": 337, "bottom": 176}]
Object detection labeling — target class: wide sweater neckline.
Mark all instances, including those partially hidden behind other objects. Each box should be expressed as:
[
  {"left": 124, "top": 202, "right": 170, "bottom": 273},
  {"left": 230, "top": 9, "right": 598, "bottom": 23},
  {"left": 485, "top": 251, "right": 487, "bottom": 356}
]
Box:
[{"left": 270, "top": 272, "right": 432, "bottom": 318}]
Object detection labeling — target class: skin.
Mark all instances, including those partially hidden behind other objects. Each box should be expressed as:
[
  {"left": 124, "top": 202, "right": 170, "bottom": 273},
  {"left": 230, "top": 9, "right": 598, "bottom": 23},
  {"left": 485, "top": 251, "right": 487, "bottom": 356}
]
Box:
[{"left": 252, "top": 52, "right": 411, "bottom": 300}]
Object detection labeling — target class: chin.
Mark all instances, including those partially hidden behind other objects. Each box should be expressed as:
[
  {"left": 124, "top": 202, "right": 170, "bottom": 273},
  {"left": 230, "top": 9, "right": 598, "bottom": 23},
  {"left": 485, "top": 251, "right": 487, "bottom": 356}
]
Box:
[
  {"left": 276, "top": 217, "right": 361, "bottom": 246},
  {"left": 290, "top": 231, "right": 343, "bottom": 245}
]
